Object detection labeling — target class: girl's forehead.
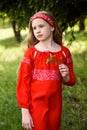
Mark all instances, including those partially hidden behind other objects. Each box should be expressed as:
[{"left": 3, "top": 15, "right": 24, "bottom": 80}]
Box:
[{"left": 32, "top": 18, "right": 48, "bottom": 26}]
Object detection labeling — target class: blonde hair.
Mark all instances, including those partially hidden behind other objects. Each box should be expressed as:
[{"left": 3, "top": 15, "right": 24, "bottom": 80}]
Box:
[{"left": 23, "top": 11, "right": 62, "bottom": 48}]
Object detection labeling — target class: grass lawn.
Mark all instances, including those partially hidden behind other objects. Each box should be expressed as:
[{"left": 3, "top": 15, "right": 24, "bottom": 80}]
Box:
[{"left": 0, "top": 27, "right": 87, "bottom": 130}]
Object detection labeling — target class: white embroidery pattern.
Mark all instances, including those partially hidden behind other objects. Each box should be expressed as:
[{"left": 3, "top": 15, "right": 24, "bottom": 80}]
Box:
[
  {"left": 33, "top": 51, "right": 37, "bottom": 59},
  {"left": 62, "top": 51, "right": 72, "bottom": 64},
  {"left": 22, "top": 57, "right": 31, "bottom": 64},
  {"left": 32, "top": 69, "right": 61, "bottom": 80},
  {"left": 62, "top": 51, "right": 66, "bottom": 58}
]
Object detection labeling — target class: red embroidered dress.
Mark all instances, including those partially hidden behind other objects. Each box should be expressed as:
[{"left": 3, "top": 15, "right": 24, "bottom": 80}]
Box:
[{"left": 16, "top": 46, "right": 76, "bottom": 130}]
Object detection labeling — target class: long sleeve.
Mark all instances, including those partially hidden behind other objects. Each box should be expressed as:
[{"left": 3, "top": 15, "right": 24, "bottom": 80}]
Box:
[
  {"left": 16, "top": 48, "right": 33, "bottom": 108},
  {"left": 62, "top": 47, "right": 76, "bottom": 86}
]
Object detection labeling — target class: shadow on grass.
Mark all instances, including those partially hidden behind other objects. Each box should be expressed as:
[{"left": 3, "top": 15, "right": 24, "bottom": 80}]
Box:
[
  {"left": 0, "top": 34, "right": 26, "bottom": 48},
  {"left": 0, "top": 36, "right": 20, "bottom": 48}
]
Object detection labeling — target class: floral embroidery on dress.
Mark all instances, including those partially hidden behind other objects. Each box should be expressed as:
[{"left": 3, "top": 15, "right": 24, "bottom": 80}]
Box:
[{"left": 32, "top": 69, "right": 61, "bottom": 80}]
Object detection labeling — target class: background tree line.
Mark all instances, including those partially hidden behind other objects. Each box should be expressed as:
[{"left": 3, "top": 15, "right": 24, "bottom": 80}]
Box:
[{"left": 0, "top": 0, "right": 87, "bottom": 42}]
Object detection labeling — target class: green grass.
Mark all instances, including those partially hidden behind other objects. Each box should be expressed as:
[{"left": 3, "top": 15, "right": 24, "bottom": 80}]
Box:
[
  {"left": 0, "top": 36, "right": 22, "bottom": 130},
  {"left": 61, "top": 31, "right": 87, "bottom": 130},
  {"left": 0, "top": 27, "right": 87, "bottom": 130}
]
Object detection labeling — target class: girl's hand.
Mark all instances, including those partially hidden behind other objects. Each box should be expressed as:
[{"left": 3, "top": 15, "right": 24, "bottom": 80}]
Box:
[
  {"left": 59, "top": 64, "right": 70, "bottom": 82},
  {"left": 21, "top": 108, "right": 34, "bottom": 130}
]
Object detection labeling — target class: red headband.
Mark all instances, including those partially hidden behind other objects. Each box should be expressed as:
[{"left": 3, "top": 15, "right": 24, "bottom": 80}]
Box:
[{"left": 31, "top": 13, "right": 55, "bottom": 27}]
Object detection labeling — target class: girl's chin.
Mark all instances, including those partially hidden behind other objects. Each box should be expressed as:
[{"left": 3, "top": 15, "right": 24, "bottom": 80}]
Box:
[
  {"left": 37, "top": 38, "right": 45, "bottom": 41},
  {"left": 37, "top": 37, "right": 49, "bottom": 42}
]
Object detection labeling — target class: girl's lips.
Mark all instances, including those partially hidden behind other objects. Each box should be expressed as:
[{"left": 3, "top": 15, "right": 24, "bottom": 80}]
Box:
[{"left": 37, "top": 34, "right": 43, "bottom": 38}]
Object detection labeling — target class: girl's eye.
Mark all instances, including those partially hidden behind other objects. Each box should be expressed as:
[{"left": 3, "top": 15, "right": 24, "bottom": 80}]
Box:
[
  {"left": 33, "top": 27, "right": 36, "bottom": 30},
  {"left": 39, "top": 25, "right": 44, "bottom": 28},
  {"left": 32, "top": 24, "right": 45, "bottom": 30}
]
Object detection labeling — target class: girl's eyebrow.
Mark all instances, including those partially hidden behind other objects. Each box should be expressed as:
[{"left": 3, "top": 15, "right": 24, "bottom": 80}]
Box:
[{"left": 32, "top": 23, "right": 45, "bottom": 27}]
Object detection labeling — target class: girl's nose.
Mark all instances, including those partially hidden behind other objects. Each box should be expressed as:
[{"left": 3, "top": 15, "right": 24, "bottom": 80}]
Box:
[{"left": 36, "top": 28, "right": 40, "bottom": 33}]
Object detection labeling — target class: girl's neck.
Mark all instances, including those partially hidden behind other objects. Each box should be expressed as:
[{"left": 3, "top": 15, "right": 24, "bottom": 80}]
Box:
[
  {"left": 39, "top": 40, "right": 54, "bottom": 48},
  {"left": 35, "top": 41, "right": 61, "bottom": 52}
]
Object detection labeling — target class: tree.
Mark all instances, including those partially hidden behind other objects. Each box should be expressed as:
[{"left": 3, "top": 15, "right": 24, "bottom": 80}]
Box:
[{"left": 0, "top": 0, "right": 87, "bottom": 41}]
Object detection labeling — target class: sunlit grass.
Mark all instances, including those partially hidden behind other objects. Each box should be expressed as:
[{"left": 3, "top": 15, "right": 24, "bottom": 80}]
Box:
[
  {"left": 0, "top": 28, "right": 14, "bottom": 40},
  {"left": 0, "top": 47, "right": 22, "bottom": 61},
  {"left": 0, "top": 27, "right": 28, "bottom": 40}
]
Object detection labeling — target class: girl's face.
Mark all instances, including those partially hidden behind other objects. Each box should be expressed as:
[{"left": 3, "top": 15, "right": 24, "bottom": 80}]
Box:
[{"left": 32, "top": 18, "right": 54, "bottom": 42}]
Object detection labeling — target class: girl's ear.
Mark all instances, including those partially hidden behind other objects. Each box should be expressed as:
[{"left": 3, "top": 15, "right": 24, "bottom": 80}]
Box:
[{"left": 51, "top": 27, "right": 55, "bottom": 32}]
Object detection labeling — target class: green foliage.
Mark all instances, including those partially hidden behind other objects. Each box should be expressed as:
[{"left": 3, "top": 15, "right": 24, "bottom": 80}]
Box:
[
  {"left": 0, "top": 28, "right": 87, "bottom": 129},
  {"left": 0, "top": 0, "right": 87, "bottom": 30},
  {"left": 0, "top": 18, "right": 11, "bottom": 28}
]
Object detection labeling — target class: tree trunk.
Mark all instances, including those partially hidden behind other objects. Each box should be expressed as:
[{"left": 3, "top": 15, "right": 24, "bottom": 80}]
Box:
[
  {"left": 79, "top": 19, "right": 85, "bottom": 31},
  {"left": 12, "top": 20, "right": 22, "bottom": 42}
]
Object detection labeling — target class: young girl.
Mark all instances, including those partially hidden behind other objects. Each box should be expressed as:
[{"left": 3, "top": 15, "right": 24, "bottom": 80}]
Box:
[{"left": 16, "top": 11, "right": 76, "bottom": 130}]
